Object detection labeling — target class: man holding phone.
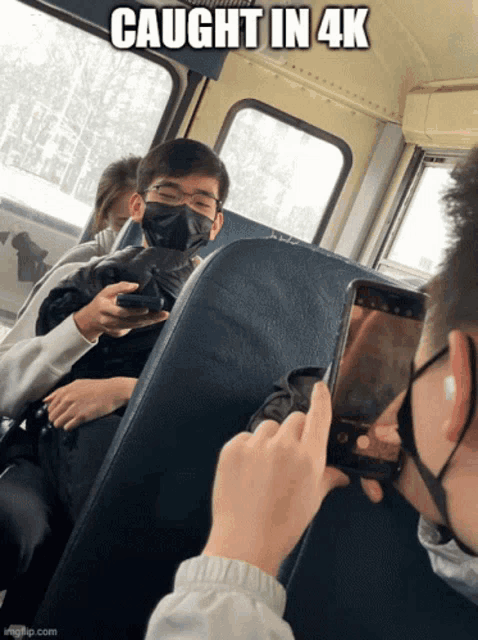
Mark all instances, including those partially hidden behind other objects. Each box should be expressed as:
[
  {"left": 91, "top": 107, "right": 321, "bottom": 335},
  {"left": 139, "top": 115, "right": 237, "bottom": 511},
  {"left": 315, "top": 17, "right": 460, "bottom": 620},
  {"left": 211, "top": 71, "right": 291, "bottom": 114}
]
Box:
[
  {"left": 0, "top": 139, "right": 227, "bottom": 624},
  {"left": 144, "top": 149, "right": 478, "bottom": 638}
]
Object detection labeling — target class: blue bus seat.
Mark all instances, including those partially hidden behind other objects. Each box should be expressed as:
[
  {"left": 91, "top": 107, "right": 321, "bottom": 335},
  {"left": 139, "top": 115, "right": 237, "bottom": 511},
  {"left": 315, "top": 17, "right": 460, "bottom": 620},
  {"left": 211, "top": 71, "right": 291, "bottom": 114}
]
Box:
[
  {"left": 198, "top": 209, "right": 297, "bottom": 259},
  {"left": 31, "top": 238, "right": 464, "bottom": 639},
  {"left": 110, "top": 218, "right": 144, "bottom": 251}
]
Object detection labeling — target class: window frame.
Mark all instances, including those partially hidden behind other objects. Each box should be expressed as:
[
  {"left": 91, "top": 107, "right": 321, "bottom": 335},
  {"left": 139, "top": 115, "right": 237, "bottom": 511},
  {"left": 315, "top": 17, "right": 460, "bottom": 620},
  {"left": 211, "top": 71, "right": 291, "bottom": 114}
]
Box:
[
  {"left": 372, "top": 148, "right": 469, "bottom": 283},
  {"left": 214, "top": 98, "right": 352, "bottom": 245},
  {"left": 15, "top": 0, "right": 182, "bottom": 145}
]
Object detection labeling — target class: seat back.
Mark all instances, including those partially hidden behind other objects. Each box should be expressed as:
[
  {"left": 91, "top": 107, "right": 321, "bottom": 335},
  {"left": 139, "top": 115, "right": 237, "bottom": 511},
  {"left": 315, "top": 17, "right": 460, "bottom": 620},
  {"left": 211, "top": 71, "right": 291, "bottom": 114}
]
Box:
[
  {"left": 281, "top": 481, "right": 478, "bottom": 640},
  {"left": 198, "top": 209, "right": 292, "bottom": 259},
  {"left": 35, "top": 238, "right": 402, "bottom": 638},
  {"left": 111, "top": 218, "right": 144, "bottom": 250}
]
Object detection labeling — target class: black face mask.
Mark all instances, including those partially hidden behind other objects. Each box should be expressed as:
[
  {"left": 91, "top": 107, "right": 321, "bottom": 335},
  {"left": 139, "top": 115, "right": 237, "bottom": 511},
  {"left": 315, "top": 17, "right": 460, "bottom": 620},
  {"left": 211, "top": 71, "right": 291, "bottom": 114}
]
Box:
[
  {"left": 141, "top": 202, "right": 213, "bottom": 252},
  {"left": 395, "top": 336, "right": 477, "bottom": 556}
]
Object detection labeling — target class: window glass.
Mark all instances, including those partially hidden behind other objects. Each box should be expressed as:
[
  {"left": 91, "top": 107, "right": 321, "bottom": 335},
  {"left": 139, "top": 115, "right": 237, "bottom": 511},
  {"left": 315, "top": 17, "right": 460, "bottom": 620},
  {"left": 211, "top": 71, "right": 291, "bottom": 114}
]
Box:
[
  {"left": 1, "top": 0, "right": 174, "bottom": 230},
  {"left": 384, "top": 164, "right": 455, "bottom": 275},
  {"left": 0, "top": 0, "right": 174, "bottom": 326},
  {"left": 218, "top": 107, "right": 346, "bottom": 242}
]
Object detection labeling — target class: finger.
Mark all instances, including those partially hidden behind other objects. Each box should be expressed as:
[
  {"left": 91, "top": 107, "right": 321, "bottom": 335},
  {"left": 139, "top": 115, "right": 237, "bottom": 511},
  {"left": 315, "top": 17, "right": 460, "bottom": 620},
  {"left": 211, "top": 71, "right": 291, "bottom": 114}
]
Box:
[
  {"left": 360, "top": 478, "right": 384, "bottom": 503},
  {"left": 112, "top": 304, "right": 149, "bottom": 319},
  {"left": 223, "top": 431, "right": 253, "bottom": 449},
  {"left": 303, "top": 381, "right": 332, "bottom": 450},
  {"left": 47, "top": 397, "right": 68, "bottom": 421},
  {"left": 102, "top": 309, "right": 168, "bottom": 336},
  {"left": 154, "top": 311, "right": 170, "bottom": 323},
  {"left": 47, "top": 404, "right": 62, "bottom": 423},
  {"left": 105, "top": 306, "right": 168, "bottom": 326},
  {"left": 374, "top": 425, "right": 401, "bottom": 445},
  {"left": 104, "top": 281, "right": 140, "bottom": 296},
  {"left": 251, "top": 419, "right": 282, "bottom": 441},
  {"left": 63, "top": 415, "right": 83, "bottom": 431},
  {"left": 138, "top": 310, "right": 170, "bottom": 324},
  {"left": 274, "top": 411, "right": 306, "bottom": 442},
  {"left": 323, "top": 466, "right": 350, "bottom": 492},
  {"left": 51, "top": 412, "right": 67, "bottom": 428},
  {"left": 44, "top": 395, "right": 60, "bottom": 412},
  {"left": 50, "top": 403, "right": 75, "bottom": 428},
  {"left": 219, "top": 431, "right": 252, "bottom": 461}
]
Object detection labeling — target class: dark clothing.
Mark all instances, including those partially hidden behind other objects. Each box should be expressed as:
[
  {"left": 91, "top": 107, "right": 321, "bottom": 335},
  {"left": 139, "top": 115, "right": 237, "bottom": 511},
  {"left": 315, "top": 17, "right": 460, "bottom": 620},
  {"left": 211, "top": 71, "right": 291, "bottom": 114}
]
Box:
[
  {"left": 0, "top": 414, "right": 123, "bottom": 626},
  {"left": 0, "top": 324, "right": 163, "bottom": 624},
  {"left": 38, "top": 413, "right": 123, "bottom": 522},
  {"left": 0, "top": 456, "right": 70, "bottom": 626}
]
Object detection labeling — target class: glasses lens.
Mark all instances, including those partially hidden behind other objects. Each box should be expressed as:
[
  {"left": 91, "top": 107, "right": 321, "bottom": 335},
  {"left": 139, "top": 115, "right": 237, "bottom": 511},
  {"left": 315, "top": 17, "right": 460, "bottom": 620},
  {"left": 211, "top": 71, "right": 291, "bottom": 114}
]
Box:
[
  {"left": 152, "top": 185, "right": 217, "bottom": 217},
  {"left": 190, "top": 194, "right": 216, "bottom": 216},
  {"left": 155, "top": 185, "right": 181, "bottom": 204}
]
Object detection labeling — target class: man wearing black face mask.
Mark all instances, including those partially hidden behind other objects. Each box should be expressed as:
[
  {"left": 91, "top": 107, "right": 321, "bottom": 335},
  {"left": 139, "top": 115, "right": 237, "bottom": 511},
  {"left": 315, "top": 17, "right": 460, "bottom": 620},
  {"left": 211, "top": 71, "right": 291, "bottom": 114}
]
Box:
[{"left": 0, "top": 139, "right": 228, "bottom": 625}]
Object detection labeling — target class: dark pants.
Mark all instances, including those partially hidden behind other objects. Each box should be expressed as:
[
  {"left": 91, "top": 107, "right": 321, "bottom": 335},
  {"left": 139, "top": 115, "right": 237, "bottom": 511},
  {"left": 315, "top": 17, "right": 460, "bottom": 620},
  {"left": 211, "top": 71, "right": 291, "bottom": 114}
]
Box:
[{"left": 0, "top": 413, "right": 121, "bottom": 624}]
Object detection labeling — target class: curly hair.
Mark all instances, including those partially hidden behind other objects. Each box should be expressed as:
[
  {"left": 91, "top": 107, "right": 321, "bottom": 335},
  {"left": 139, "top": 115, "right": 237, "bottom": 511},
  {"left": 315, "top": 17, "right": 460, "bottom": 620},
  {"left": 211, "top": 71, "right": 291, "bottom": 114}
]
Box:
[{"left": 427, "top": 147, "right": 478, "bottom": 351}]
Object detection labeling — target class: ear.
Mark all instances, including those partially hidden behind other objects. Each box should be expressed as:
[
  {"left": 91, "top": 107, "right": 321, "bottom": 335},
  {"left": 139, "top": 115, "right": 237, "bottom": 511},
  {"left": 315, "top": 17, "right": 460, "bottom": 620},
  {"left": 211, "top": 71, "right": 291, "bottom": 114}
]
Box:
[
  {"left": 130, "top": 192, "right": 146, "bottom": 223},
  {"left": 444, "top": 330, "right": 473, "bottom": 443},
  {"left": 209, "top": 211, "right": 224, "bottom": 241}
]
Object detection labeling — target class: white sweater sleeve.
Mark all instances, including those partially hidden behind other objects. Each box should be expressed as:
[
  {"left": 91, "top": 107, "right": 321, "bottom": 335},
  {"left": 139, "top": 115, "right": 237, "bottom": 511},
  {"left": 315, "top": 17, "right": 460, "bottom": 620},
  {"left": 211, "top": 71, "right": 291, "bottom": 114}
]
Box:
[
  {"left": 418, "top": 516, "right": 478, "bottom": 606},
  {"left": 145, "top": 556, "right": 296, "bottom": 640},
  {"left": 0, "top": 263, "right": 97, "bottom": 419}
]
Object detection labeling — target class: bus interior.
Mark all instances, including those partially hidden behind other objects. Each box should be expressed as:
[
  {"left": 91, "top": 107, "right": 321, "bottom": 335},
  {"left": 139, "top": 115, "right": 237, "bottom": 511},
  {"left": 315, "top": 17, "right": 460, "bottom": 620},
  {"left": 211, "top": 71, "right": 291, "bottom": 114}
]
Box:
[{"left": 0, "top": 0, "right": 477, "bottom": 637}]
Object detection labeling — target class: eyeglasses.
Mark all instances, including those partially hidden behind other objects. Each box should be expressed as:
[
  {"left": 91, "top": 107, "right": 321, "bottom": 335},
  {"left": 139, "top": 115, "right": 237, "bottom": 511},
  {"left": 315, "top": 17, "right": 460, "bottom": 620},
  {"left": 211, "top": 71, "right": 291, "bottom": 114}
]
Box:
[{"left": 147, "top": 183, "right": 220, "bottom": 218}]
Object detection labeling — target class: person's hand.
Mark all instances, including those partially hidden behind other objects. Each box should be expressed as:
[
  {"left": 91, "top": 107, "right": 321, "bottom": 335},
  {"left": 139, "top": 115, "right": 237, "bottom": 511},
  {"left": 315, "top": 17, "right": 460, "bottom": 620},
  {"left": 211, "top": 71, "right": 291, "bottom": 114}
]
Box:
[
  {"left": 202, "top": 381, "right": 350, "bottom": 577},
  {"left": 43, "top": 377, "right": 136, "bottom": 431},
  {"left": 73, "top": 281, "right": 169, "bottom": 342},
  {"left": 360, "top": 391, "right": 405, "bottom": 503}
]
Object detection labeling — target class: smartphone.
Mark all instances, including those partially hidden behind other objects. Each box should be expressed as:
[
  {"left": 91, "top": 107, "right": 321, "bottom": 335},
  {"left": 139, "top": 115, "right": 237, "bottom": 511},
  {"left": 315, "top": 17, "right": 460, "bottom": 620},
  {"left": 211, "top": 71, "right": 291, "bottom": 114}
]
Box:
[
  {"left": 325, "top": 279, "right": 426, "bottom": 480},
  {"left": 116, "top": 294, "right": 165, "bottom": 312}
]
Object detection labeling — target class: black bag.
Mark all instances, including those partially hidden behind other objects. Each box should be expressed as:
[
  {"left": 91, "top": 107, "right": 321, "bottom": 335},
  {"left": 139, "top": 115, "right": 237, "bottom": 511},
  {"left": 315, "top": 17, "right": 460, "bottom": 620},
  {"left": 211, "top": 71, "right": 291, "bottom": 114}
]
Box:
[
  {"left": 247, "top": 366, "right": 326, "bottom": 432},
  {"left": 36, "top": 246, "right": 196, "bottom": 336}
]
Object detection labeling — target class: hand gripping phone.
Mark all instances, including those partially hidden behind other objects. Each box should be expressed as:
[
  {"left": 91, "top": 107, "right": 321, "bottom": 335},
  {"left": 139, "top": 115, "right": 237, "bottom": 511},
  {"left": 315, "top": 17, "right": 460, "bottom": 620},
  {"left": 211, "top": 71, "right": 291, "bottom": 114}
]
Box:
[
  {"left": 116, "top": 294, "right": 165, "bottom": 312},
  {"left": 325, "top": 279, "right": 426, "bottom": 480}
]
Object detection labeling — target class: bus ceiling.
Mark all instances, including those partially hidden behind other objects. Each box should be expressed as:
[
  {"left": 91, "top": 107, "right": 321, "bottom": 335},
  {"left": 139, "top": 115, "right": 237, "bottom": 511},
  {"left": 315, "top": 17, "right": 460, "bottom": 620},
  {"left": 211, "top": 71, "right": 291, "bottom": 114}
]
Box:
[{"left": 16, "top": 0, "right": 478, "bottom": 143}]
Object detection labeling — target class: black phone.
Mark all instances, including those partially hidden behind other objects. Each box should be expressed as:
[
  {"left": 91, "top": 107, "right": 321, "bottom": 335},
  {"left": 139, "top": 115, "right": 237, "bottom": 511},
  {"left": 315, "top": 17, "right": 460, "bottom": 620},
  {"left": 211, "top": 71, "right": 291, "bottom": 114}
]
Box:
[
  {"left": 116, "top": 294, "right": 165, "bottom": 312},
  {"left": 325, "top": 279, "right": 426, "bottom": 480}
]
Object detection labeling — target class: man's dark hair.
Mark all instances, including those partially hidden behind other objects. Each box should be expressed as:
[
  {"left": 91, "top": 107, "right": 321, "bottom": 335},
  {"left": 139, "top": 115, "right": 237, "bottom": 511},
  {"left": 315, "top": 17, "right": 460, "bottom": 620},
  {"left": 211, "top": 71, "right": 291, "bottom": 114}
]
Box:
[
  {"left": 136, "top": 138, "right": 230, "bottom": 207},
  {"left": 428, "top": 146, "right": 478, "bottom": 350}
]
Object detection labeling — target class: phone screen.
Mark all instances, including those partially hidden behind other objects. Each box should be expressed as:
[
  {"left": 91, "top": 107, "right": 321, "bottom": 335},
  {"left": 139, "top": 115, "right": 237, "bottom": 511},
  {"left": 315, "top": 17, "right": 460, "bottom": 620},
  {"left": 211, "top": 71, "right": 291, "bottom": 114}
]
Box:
[{"left": 327, "top": 281, "right": 426, "bottom": 478}]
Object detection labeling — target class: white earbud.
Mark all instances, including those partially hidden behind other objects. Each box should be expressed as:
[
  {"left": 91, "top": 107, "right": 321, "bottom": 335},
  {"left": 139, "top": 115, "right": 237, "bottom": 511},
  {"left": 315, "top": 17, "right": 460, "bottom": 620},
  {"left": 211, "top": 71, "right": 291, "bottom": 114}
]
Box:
[{"left": 444, "top": 375, "right": 456, "bottom": 401}]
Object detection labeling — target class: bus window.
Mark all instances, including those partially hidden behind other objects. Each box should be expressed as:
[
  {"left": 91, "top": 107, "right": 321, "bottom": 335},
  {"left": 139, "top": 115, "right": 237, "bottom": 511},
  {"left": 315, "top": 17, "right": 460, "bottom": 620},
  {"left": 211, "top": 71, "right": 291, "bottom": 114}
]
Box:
[
  {"left": 375, "top": 155, "right": 462, "bottom": 285},
  {"left": 0, "top": 0, "right": 176, "bottom": 327},
  {"left": 216, "top": 103, "right": 350, "bottom": 243},
  {"left": 1, "top": 0, "right": 175, "bottom": 230}
]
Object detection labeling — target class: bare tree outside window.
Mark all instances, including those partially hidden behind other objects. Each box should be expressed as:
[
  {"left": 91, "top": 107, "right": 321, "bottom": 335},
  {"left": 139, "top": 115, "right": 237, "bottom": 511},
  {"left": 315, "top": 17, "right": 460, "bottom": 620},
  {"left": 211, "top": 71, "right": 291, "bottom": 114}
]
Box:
[
  {"left": 387, "top": 165, "right": 454, "bottom": 274},
  {"left": 219, "top": 108, "right": 345, "bottom": 242},
  {"left": 0, "top": 0, "right": 173, "bottom": 229}
]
